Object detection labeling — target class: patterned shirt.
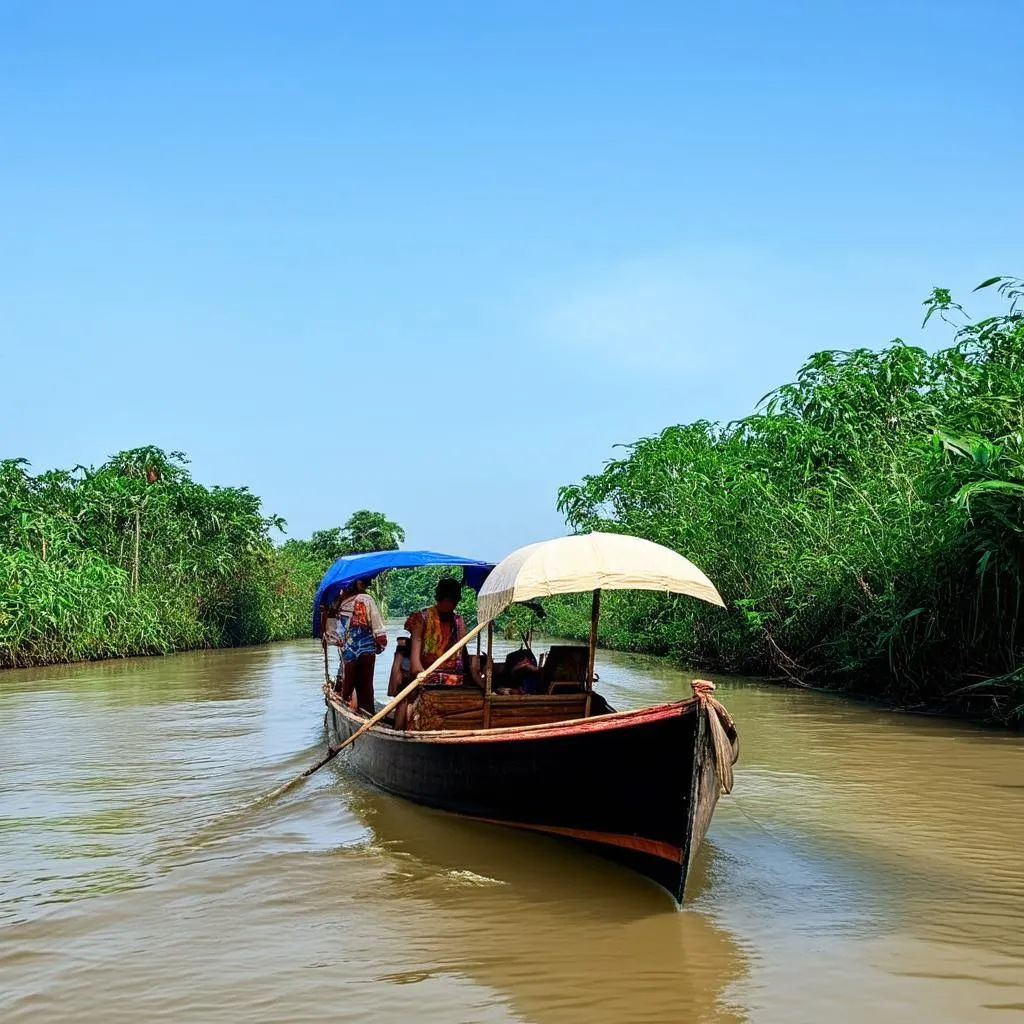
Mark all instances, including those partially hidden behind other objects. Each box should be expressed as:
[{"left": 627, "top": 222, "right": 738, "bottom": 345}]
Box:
[
  {"left": 337, "top": 593, "right": 385, "bottom": 662},
  {"left": 405, "top": 607, "right": 466, "bottom": 685}
]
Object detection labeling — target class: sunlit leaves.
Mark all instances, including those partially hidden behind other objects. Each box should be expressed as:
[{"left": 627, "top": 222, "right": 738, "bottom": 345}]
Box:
[
  {"left": 553, "top": 276, "right": 1024, "bottom": 720},
  {"left": 1, "top": 447, "right": 312, "bottom": 666}
]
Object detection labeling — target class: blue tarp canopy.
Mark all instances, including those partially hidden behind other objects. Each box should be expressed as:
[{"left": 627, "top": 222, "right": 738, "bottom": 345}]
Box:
[{"left": 312, "top": 550, "right": 495, "bottom": 636}]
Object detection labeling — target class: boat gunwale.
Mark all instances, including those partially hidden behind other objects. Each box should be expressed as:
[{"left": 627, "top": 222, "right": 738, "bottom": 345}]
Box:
[{"left": 326, "top": 691, "right": 700, "bottom": 744}]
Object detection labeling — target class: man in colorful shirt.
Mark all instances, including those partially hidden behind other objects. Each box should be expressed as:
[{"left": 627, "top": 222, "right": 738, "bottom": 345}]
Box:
[{"left": 407, "top": 577, "right": 481, "bottom": 687}]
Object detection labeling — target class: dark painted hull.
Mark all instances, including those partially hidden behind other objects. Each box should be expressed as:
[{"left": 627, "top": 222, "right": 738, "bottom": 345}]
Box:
[{"left": 325, "top": 694, "right": 726, "bottom": 905}]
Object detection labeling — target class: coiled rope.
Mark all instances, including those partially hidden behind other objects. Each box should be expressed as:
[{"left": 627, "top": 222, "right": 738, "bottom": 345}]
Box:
[{"left": 691, "top": 679, "right": 739, "bottom": 795}]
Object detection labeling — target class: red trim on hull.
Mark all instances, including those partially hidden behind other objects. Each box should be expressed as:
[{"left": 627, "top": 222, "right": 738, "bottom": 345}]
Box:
[
  {"left": 327, "top": 693, "right": 697, "bottom": 744},
  {"left": 462, "top": 813, "right": 685, "bottom": 863}
]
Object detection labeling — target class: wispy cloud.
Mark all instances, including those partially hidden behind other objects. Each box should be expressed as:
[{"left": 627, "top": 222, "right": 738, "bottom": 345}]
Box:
[
  {"left": 540, "top": 251, "right": 765, "bottom": 368},
  {"left": 537, "top": 247, "right": 822, "bottom": 374}
]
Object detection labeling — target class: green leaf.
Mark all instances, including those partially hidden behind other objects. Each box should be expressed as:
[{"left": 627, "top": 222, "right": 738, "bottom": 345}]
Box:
[{"left": 973, "top": 277, "right": 1003, "bottom": 292}]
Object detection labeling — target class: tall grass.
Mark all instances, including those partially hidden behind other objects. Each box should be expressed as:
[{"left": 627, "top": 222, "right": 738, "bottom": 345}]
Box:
[
  {"left": 0, "top": 447, "right": 402, "bottom": 668},
  {"left": 552, "top": 278, "right": 1024, "bottom": 721}
]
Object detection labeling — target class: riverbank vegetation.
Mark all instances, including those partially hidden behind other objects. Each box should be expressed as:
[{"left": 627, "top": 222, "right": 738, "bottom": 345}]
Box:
[
  {"left": 551, "top": 278, "right": 1024, "bottom": 721},
  {"left": 0, "top": 448, "right": 403, "bottom": 668},
  {"left": 9, "top": 279, "right": 1022, "bottom": 723}
]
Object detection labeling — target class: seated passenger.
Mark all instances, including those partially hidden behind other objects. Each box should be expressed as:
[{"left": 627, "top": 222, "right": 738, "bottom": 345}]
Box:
[
  {"left": 388, "top": 634, "right": 414, "bottom": 730},
  {"left": 496, "top": 646, "right": 544, "bottom": 695},
  {"left": 407, "top": 577, "right": 483, "bottom": 687},
  {"left": 388, "top": 634, "right": 412, "bottom": 697}
]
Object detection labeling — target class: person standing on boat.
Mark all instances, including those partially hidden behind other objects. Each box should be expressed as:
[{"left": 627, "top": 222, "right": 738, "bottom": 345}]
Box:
[
  {"left": 407, "top": 577, "right": 482, "bottom": 687},
  {"left": 335, "top": 577, "right": 387, "bottom": 714}
]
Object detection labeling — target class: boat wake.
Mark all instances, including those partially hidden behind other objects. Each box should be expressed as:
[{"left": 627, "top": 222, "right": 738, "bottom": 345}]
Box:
[{"left": 442, "top": 869, "right": 508, "bottom": 888}]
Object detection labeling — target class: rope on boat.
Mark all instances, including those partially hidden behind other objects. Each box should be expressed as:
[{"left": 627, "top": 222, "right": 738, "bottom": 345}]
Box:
[{"left": 691, "top": 679, "right": 739, "bottom": 795}]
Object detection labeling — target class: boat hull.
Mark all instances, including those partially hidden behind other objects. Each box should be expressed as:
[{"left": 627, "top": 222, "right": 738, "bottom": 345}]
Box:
[{"left": 326, "top": 694, "right": 728, "bottom": 905}]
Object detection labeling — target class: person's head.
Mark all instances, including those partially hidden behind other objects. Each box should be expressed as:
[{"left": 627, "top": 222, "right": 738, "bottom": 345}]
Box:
[
  {"left": 343, "top": 577, "right": 372, "bottom": 597},
  {"left": 434, "top": 576, "right": 462, "bottom": 614}
]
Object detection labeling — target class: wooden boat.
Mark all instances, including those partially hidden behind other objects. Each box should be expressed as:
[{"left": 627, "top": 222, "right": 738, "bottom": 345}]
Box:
[
  {"left": 316, "top": 533, "right": 738, "bottom": 906},
  {"left": 326, "top": 684, "right": 734, "bottom": 903}
]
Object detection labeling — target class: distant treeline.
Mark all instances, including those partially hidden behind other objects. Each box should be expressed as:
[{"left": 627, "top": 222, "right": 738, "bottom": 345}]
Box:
[
  {"left": 0, "top": 448, "right": 406, "bottom": 668},
  {"left": 547, "top": 277, "right": 1024, "bottom": 722}
]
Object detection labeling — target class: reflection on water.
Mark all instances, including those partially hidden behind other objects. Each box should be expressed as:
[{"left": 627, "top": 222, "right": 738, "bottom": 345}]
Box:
[{"left": 1, "top": 628, "right": 1022, "bottom": 1022}]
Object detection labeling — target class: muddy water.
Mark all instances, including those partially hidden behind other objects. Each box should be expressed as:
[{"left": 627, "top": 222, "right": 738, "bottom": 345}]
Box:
[{"left": 1, "top": 628, "right": 1022, "bottom": 1022}]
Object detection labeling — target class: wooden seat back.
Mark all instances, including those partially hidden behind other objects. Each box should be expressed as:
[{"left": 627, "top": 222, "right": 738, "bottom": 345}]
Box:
[
  {"left": 541, "top": 645, "right": 588, "bottom": 694},
  {"left": 487, "top": 693, "right": 589, "bottom": 727},
  {"left": 405, "top": 689, "right": 589, "bottom": 732}
]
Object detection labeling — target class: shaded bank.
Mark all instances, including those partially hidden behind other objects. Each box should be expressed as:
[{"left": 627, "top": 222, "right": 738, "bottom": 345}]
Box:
[{"left": 553, "top": 278, "right": 1024, "bottom": 722}]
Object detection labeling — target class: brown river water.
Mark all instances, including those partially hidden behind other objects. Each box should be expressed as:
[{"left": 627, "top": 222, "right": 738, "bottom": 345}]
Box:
[{"left": 2, "top": 624, "right": 1023, "bottom": 1022}]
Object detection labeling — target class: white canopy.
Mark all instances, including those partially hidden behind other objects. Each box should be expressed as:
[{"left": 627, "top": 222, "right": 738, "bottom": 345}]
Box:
[{"left": 476, "top": 531, "right": 725, "bottom": 624}]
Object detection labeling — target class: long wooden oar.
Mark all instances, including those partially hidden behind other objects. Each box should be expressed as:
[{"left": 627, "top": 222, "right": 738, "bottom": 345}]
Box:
[{"left": 264, "top": 619, "right": 488, "bottom": 802}]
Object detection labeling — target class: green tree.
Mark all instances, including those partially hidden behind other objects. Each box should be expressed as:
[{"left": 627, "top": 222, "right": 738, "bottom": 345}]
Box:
[
  {"left": 0, "top": 447, "right": 347, "bottom": 666},
  {"left": 552, "top": 275, "right": 1024, "bottom": 721},
  {"left": 340, "top": 509, "right": 406, "bottom": 554},
  {"left": 303, "top": 528, "right": 349, "bottom": 564}
]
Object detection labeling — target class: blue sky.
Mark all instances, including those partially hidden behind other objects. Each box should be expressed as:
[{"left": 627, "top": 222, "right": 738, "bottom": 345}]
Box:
[{"left": 3, "top": 1, "right": 1021, "bottom": 559}]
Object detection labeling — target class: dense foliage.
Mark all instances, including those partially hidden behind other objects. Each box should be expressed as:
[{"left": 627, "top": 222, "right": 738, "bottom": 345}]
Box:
[
  {"left": 387, "top": 566, "right": 480, "bottom": 626},
  {"left": 552, "top": 278, "right": 1024, "bottom": 720},
  {"left": 0, "top": 447, "right": 403, "bottom": 668},
  {"left": 385, "top": 567, "right": 541, "bottom": 642},
  {"left": 281, "top": 511, "right": 406, "bottom": 567},
  {"left": 280, "top": 509, "right": 405, "bottom": 615}
]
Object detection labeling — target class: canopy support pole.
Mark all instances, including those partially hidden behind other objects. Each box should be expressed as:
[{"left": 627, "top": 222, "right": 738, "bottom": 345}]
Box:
[
  {"left": 585, "top": 588, "right": 600, "bottom": 717},
  {"left": 483, "top": 621, "right": 494, "bottom": 729}
]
